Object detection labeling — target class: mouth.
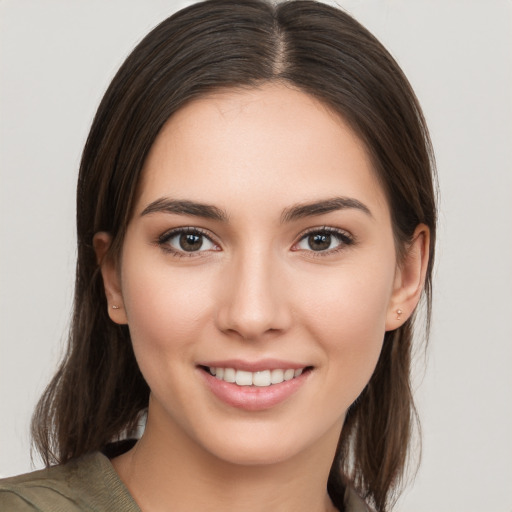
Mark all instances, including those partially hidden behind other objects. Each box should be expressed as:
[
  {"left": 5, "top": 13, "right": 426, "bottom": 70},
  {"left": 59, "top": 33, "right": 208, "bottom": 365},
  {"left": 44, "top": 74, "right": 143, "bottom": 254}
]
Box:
[
  {"left": 196, "top": 359, "right": 314, "bottom": 410},
  {"left": 198, "top": 365, "right": 313, "bottom": 387}
]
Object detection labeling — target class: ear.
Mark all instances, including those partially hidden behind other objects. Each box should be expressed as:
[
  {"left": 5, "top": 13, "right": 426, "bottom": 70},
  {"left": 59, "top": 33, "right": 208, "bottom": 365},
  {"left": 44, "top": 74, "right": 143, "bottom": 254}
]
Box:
[
  {"left": 93, "top": 232, "right": 128, "bottom": 325},
  {"left": 385, "top": 224, "right": 430, "bottom": 331}
]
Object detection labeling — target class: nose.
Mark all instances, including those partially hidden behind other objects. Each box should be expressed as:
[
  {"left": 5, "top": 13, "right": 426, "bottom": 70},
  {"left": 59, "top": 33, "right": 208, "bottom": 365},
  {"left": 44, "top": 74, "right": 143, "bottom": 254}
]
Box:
[{"left": 215, "top": 248, "right": 292, "bottom": 341}]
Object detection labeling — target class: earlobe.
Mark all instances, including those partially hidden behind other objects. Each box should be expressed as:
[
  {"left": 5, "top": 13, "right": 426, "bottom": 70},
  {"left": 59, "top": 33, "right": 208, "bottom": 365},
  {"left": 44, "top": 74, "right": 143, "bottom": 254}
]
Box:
[
  {"left": 385, "top": 224, "right": 430, "bottom": 331},
  {"left": 93, "top": 232, "right": 128, "bottom": 325}
]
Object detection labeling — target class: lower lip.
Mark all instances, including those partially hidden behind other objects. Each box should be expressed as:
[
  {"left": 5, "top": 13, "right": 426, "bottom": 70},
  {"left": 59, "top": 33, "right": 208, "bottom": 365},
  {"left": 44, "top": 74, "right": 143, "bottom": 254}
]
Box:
[{"left": 199, "top": 368, "right": 310, "bottom": 411}]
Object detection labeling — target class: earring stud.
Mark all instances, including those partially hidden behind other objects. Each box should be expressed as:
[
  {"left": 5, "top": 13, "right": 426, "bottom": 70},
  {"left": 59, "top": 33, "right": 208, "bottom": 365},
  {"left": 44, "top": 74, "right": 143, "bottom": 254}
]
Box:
[
  {"left": 396, "top": 308, "right": 403, "bottom": 320},
  {"left": 112, "top": 305, "right": 121, "bottom": 310}
]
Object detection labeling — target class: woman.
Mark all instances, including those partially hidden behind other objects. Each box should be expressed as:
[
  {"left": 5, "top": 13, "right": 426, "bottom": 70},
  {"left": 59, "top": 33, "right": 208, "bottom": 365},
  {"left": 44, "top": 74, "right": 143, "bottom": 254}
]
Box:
[{"left": 0, "top": 0, "right": 436, "bottom": 511}]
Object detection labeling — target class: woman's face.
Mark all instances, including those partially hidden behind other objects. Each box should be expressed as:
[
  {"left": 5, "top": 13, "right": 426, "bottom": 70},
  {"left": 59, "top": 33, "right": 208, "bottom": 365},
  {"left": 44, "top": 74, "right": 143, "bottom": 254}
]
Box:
[{"left": 104, "top": 84, "right": 405, "bottom": 465}]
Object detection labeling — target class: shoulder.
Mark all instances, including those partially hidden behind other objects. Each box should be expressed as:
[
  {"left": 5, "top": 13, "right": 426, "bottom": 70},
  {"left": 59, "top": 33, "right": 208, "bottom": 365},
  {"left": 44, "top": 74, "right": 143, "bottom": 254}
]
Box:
[{"left": 0, "top": 452, "right": 140, "bottom": 512}]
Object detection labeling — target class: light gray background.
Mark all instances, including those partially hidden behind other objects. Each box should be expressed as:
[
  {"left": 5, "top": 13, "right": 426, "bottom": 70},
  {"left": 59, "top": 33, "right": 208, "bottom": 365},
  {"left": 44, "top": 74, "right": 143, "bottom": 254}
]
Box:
[{"left": 1, "top": 1, "right": 511, "bottom": 511}]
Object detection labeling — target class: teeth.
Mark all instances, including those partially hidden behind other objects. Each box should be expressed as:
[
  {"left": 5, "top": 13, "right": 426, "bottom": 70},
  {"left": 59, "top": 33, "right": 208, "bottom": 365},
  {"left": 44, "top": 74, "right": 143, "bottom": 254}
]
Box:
[
  {"left": 284, "top": 369, "right": 295, "bottom": 381},
  {"left": 253, "top": 370, "right": 271, "bottom": 387},
  {"left": 271, "top": 369, "right": 284, "bottom": 384},
  {"left": 223, "top": 367, "right": 236, "bottom": 383},
  {"left": 209, "top": 367, "right": 306, "bottom": 387},
  {"left": 235, "top": 370, "right": 253, "bottom": 386}
]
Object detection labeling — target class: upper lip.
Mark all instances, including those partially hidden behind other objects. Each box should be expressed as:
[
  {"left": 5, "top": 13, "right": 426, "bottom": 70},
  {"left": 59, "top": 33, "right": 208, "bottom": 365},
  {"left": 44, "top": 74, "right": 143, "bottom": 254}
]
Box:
[{"left": 197, "top": 359, "right": 310, "bottom": 372}]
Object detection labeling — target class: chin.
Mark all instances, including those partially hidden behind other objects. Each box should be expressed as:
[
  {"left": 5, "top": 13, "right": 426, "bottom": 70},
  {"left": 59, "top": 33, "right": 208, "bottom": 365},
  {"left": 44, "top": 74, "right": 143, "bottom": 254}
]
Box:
[
  {"left": 206, "top": 439, "right": 303, "bottom": 467},
  {"left": 193, "top": 418, "right": 342, "bottom": 468}
]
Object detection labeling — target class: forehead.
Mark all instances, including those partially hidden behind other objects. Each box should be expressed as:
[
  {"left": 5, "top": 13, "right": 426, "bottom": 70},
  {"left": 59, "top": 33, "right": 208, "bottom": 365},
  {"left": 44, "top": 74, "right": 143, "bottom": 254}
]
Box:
[{"left": 136, "top": 83, "right": 389, "bottom": 220}]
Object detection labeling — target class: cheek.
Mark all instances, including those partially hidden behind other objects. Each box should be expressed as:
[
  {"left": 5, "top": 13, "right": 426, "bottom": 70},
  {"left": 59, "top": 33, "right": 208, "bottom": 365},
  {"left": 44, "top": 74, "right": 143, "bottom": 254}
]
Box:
[
  {"left": 297, "top": 256, "right": 394, "bottom": 335},
  {"left": 294, "top": 258, "right": 395, "bottom": 394},
  {"left": 120, "top": 259, "right": 213, "bottom": 362}
]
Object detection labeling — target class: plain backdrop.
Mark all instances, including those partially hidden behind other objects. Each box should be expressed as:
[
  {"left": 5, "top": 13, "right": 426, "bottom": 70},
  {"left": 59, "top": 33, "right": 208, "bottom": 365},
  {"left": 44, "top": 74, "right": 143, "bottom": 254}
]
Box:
[{"left": 1, "top": 1, "right": 511, "bottom": 511}]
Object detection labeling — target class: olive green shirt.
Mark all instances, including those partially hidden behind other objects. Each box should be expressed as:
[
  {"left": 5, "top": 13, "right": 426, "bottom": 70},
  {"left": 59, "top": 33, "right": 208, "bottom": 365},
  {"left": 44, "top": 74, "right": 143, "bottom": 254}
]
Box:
[{"left": 0, "top": 452, "right": 370, "bottom": 511}]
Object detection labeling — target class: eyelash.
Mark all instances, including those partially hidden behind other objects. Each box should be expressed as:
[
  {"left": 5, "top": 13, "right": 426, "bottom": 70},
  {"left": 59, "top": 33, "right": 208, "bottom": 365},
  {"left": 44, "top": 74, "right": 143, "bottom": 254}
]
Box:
[
  {"left": 156, "top": 226, "right": 355, "bottom": 258},
  {"left": 157, "top": 227, "right": 219, "bottom": 258},
  {"left": 293, "top": 226, "right": 355, "bottom": 257}
]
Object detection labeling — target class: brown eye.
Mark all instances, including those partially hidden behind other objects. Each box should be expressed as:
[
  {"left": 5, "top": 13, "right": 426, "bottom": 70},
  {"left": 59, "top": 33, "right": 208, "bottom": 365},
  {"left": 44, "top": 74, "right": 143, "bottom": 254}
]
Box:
[
  {"left": 179, "top": 233, "right": 203, "bottom": 251},
  {"left": 307, "top": 233, "right": 332, "bottom": 251},
  {"left": 295, "top": 228, "right": 354, "bottom": 254},
  {"left": 159, "top": 228, "right": 217, "bottom": 254}
]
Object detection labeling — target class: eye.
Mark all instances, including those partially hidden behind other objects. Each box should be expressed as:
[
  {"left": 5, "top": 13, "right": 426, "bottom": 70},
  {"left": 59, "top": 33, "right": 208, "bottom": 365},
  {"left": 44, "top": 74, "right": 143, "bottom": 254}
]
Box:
[
  {"left": 294, "top": 228, "right": 354, "bottom": 253},
  {"left": 158, "top": 228, "right": 218, "bottom": 255}
]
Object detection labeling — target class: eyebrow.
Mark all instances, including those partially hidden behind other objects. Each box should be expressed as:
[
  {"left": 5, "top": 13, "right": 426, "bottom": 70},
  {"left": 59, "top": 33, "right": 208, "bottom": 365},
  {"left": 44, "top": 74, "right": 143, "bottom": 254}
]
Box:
[
  {"left": 140, "top": 196, "right": 372, "bottom": 223},
  {"left": 280, "top": 197, "right": 372, "bottom": 223},
  {"left": 140, "top": 198, "right": 229, "bottom": 222}
]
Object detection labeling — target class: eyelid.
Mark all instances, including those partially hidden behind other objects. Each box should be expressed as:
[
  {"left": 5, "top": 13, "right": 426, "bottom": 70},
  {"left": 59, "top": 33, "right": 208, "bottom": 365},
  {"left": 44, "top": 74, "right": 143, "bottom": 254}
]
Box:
[
  {"left": 157, "top": 226, "right": 221, "bottom": 256},
  {"left": 292, "top": 226, "right": 355, "bottom": 254},
  {"left": 155, "top": 225, "right": 354, "bottom": 258}
]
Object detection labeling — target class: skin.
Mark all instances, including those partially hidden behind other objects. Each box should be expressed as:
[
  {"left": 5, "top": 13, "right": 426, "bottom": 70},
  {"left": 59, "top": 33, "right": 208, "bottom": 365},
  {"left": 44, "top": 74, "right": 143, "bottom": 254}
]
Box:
[{"left": 94, "top": 83, "right": 429, "bottom": 512}]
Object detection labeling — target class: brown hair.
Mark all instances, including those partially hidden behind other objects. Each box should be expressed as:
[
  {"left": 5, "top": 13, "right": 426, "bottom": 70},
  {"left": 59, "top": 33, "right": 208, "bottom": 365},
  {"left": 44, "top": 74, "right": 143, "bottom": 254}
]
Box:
[{"left": 32, "top": 1, "right": 436, "bottom": 510}]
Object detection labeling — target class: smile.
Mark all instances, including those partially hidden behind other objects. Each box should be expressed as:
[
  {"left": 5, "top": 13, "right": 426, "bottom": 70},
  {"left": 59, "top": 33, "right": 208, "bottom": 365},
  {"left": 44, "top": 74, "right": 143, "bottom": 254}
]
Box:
[
  {"left": 207, "top": 367, "right": 305, "bottom": 387},
  {"left": 199, "top": 363, "right": 312, "bottom": 411}
]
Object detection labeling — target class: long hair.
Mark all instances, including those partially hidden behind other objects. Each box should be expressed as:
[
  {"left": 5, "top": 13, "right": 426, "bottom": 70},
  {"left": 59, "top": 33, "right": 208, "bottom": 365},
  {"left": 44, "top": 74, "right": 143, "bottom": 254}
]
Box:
[{"left": 31, "top": 1, "right": 436, "bottom": 510}]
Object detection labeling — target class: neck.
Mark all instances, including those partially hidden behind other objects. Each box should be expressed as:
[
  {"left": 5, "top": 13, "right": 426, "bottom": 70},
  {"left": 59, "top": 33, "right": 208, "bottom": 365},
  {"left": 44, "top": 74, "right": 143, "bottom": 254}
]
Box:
[{"left": 112, "top": 403, "right": 342, "bottom": 512}]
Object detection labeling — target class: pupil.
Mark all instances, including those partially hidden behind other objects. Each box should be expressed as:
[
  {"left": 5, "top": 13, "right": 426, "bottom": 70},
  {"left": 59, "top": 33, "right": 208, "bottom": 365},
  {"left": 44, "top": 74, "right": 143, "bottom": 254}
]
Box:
[
  {"left": 180, "top": 233, "right": 203, "bottom": 251},
  {"left": 309, "top": 233, "right": 331, "bottom": 251}
]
